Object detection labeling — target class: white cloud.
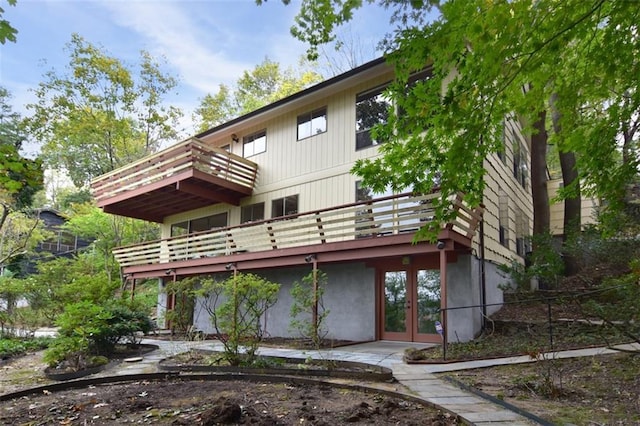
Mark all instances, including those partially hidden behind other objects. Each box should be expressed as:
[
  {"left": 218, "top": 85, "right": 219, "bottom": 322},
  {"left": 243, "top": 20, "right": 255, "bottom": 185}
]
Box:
[{"left": 98, "top": 1, "right": 292, "bottom": 95}]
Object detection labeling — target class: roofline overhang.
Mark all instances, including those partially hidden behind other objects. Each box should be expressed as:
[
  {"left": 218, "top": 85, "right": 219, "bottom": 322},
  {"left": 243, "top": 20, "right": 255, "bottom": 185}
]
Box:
[{"left": 195, "top": 56, "right": 389, "bottom": 140}]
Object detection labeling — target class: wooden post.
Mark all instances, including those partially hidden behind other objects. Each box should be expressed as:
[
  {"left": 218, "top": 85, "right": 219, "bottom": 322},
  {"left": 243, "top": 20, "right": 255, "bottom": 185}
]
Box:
[
  {"left": 130, "top": 278, "right": 136, "bottom": 302},
  {"left": 312, "top": 259, "right": 318, "bottom": 344},
  {"left": 439, "top": 246, "right": 448, "bottom": 360}
]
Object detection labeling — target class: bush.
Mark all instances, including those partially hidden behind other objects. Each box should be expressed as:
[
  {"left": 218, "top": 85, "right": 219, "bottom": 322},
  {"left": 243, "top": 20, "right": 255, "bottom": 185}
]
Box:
[
  {"left": 198, "top": 273, "right": 280, "bottom": 366},
  {"left": 43, "top": 336, "right": 89, "bottom": 368},
  {"left": 0, "top": 336, "right": 51, "bottom": 359},
  {"left": 50, "top": 299, "right": 154, "bottom": 365},
  {"left": 289, "top": 269, "right": 330, "bottom": 348}
]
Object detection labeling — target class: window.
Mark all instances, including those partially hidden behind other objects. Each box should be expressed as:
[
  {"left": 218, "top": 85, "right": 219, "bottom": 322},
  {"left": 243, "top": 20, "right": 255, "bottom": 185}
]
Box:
[
  {"left": 171, "top": 221, "right": 189, "bottom": 237},
  {"left": 498, "top": 190, "right": 509, "bottom": 247},
  {"left": 271, "top": 195, "right": 298, "bottom": 218},
  {"left": 515, "top": 207, "right": 530, "bottom": 257},
  {"left": 497, "top": 120, "right": 507, "bottom": 164},
  {"left": 171, "top": 213, "right": 228, "bottom": 236},
  {"left": 513, "top": 139, "right": 528, "bottom": 188},
  {"left": 191, "top": 213, "right": 228, "bottom": 232},
  {"left": 297, "top": 107, "right": 327, "bottom": 140},
  {"left": 356, "top": 86, "right": 390, "bottom": 150},
  {"left": 243, "top": 130, "right": 266, "bottom": 157},
  {"left": 241, "top": 202, "right": 265, "bottom": 224}
]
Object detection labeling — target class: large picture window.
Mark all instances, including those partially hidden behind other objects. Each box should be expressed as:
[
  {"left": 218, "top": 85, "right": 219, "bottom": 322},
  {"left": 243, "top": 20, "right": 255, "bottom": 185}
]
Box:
[
  {"left": 243, "top": 130, "right": 266, "bottom": 157},
  {"left": 171, "top": 212, "right": 228, "bottom": 236},
  {"left": 271, "top": 195, "right": 298, "bottom": 218},
  {"left": 356, "top": 86, "right": 390, "bottom": 150},
  {"left": 297, "top": 107, "right": 327, "bottom": 140}
]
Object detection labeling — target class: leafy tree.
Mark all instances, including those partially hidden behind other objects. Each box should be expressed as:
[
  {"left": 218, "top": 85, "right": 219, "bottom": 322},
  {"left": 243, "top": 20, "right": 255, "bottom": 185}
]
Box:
[
  {"left": 274, "top": 0, "right": 640, "bottom": 243},
  {"left": 0, "top": 0, "right": 17, "bottom": 44},
  {"left": 27, "top": 34, "right": 182, "bottom": 187},
  {"left": 1, "top": 87, "right": 45, "bottom": 269},
  {"left": 1, "top": 87, "right": 44, "bottom": 221},
  {"left": 289, "top": 269, "right": 330, "bottom": 347},
  {"left": 194, "top": 57, "right": 322, "bottom": 131},
  {"left": 62, "top": 202, "right": 159, "bottom": 285},
  {"left": 25, "top": 254, "right": 119, "bottom": 320}
]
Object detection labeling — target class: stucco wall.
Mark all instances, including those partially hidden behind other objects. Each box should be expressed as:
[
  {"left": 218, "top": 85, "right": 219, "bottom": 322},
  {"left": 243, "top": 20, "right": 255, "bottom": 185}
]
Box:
[
  {"left": 444, "top": 255, "right": 506, "bottom": 342},
  {"left": 192, "top": 262, "right": 376, "bottom": 342}
]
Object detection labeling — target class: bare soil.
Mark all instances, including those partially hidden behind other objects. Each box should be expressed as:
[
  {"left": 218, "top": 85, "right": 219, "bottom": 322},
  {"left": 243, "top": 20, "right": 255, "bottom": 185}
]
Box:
[
  {"left": 445, "top": 352, "right": 640, "bottom": 425},
  {"left": 0, "top": 351, "right": 458, "bottom": 425}
]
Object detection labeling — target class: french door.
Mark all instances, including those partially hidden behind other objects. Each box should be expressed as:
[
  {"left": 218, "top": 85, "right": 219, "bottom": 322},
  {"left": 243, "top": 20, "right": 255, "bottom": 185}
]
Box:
[{"left": 379, "top": 265, "right": 442, "bottom": 343}]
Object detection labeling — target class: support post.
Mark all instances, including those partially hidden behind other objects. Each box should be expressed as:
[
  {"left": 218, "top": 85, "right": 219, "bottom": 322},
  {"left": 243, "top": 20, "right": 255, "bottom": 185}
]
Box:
[{"left": 440, "top": 247, "right": 448, "bottom": 360}]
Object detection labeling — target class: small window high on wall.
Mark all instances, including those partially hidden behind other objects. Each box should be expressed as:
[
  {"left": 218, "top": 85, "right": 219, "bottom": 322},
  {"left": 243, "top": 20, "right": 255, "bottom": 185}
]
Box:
[
  {"left": 243, "top": 130, "right": 266, "bottom": 157},
  {"left": 297, "top": 107, "right": 327, "bottom": 140}
]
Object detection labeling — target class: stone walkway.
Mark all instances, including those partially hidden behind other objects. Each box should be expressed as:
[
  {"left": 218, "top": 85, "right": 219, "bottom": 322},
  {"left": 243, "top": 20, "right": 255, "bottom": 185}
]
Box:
[
  {"left": 31, "top": 330, "right": 640, "bottom": 424},
  {"left": 108, "top": 339, "right": 535, "bottom": 425},
  {"left": 96, "top": 339, "right": 640, "bottom": 425}
]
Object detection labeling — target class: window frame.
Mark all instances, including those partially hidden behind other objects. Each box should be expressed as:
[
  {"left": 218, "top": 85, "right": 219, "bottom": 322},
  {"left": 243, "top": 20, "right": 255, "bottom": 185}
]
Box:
[
  {"left": 498, "top": 190, "right": 509, "bottom": 248},
  {"left": 241, "top": 202, "right": 265, "bottom": 224},
  {"left": 355, "top": 85, "right": 391, "bottom": 151},
  {"left": 271, "top": 195, "right": 299, "bottom": 219},
  {"left": 171, "top": 212, "right": 228, "bottom": 236},
  {"left": 243, "top": 130, "right": 267, "bottom": 158},
  {"left": 297, "top": 107, "right": 327, "bottom": 141}
]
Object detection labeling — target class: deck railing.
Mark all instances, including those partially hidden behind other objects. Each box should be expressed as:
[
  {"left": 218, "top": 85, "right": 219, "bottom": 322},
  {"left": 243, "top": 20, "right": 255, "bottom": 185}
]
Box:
[
  {"left": 113, "top": 192, "right": 484, "bottom": 268},
  {"left": 91, "top": 138, "right": 258, "bottom": 205}
]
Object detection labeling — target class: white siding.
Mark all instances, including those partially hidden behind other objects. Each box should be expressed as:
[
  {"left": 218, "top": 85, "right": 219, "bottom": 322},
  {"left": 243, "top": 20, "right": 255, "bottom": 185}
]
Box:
[{"left": 163, "top": 72, "right": 394, "bottom": 233}]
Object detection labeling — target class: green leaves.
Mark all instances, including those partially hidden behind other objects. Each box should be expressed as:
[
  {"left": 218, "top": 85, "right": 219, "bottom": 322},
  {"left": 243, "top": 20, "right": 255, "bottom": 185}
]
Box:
[
  {"left": 287, "top": 0, "right": 640, "bottom": 237},
  {"left": 0, "top": 0, "right": 18, "bottom": 44},
  {"left": 194, "top": 57, "right": 322, "bottom": 131},
  {"left": 27, "top": 34, "right": 182, "bottom": 187}
]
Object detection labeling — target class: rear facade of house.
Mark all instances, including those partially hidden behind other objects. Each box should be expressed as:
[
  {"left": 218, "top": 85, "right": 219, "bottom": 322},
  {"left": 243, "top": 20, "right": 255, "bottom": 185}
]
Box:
[{"left": 91, "top": 57, "right": 538, "bottom": 344}]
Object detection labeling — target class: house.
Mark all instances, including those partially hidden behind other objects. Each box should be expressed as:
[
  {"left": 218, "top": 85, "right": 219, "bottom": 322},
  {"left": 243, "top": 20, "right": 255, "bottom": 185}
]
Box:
[
  {"left": 91, "top": 57, "right": 559, "bottom": 344},
  {"left": 16, "top": 208, "right": 92, "bottom": 276}
]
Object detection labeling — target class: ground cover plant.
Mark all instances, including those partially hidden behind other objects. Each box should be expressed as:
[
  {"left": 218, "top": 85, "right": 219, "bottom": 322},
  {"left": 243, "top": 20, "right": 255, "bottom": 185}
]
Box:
[{"left": 0, "top": 336, "right": 50, "bottom": 360}]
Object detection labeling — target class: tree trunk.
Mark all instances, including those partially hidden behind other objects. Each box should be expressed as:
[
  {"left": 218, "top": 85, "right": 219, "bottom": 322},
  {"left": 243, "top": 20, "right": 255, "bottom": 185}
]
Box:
[
  {"left": 530, "top": 109, "right": 550, "bottom": 237},
  {"left": 550, "top": 93, "right": 581, "bottom": 276}
]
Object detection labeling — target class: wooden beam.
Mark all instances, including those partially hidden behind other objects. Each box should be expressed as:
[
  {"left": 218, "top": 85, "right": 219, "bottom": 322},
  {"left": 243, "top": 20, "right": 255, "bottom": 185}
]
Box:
[
  {"left": 176, "top": 180, "right": 240, "bottom": 206},
  {"left": 103, "top": 205, "right": 165, "bottom": 223}
]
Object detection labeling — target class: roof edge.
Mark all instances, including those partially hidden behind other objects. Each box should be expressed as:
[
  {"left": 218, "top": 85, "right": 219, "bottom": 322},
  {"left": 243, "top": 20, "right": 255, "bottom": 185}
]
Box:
[{"left": 195, "top": 56, "right": 388, "bottom": 139}]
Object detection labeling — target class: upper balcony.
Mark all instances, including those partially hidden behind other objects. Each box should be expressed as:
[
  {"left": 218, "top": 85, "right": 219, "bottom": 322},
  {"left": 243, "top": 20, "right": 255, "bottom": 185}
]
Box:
[
  {"left": 90, "top": 138, "right": 258, "bottom": 223},
  {"left": 114, "top": 191, "right": 485, "bottom": 278}
]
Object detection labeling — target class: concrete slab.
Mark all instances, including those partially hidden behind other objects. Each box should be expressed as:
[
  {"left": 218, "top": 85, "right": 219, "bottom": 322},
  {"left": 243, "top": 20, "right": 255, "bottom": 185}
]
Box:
[
  {"left": 462, "top": 410, "right": 528, "bottom": 422},
  {"left": 443, "top": 402, "right": 509, "bottom": 413},
  {"left": 426, "top": 396, "right": 486, "bottom": 405}
]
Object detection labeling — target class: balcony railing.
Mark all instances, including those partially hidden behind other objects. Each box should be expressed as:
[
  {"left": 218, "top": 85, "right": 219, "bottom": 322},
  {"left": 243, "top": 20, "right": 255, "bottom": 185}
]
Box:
[
  {"left": 113, "top": 192, "right": 484, "bottom": 268},
  {"left": 91, "top": 137, "right": 258, "bottom": 206}
]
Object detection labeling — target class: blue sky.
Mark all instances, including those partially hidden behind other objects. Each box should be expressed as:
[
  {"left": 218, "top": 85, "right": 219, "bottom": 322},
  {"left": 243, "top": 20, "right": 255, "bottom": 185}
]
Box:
[{"left": 1, "top": 0, "right": 394, "bottom": 142}]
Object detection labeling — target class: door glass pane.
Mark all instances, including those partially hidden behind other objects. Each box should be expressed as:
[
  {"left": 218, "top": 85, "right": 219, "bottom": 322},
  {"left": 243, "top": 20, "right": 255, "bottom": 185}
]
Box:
[
  {"left": 384, "top": 271, "right": 407, "bottom": 333},
  {"left": 416, "top": 269, "right": 441, "bottom": 334}
]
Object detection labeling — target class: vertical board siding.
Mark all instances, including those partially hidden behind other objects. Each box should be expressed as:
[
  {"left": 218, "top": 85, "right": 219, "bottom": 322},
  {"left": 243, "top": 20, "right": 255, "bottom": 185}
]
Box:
[{"left": 163, "top": 72, "right": 392, "bottom": 235}]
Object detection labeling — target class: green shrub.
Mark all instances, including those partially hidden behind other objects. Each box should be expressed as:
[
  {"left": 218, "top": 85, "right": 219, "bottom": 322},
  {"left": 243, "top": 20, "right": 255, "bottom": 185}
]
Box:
[
  {"left": 43, "top": 336, "right": 89, "bottom": 368},
  {"left": 53, "top": 299, "right": 154, "bottom": 360},
  {"left": 198, "top": 273, "right": 280, "bottom": 366},
  {"left": 289, "top": 269, "right": 330, "bottom": 348}
]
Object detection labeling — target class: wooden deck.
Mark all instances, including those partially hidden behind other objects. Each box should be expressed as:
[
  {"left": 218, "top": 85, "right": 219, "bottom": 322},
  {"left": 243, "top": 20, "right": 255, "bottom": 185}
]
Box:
[
  {"left": 90, "top": 138, "right": 258, "bottom": 223},
  {"left": 115, "top": 192, "right": 484, "bottom": 278}
]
